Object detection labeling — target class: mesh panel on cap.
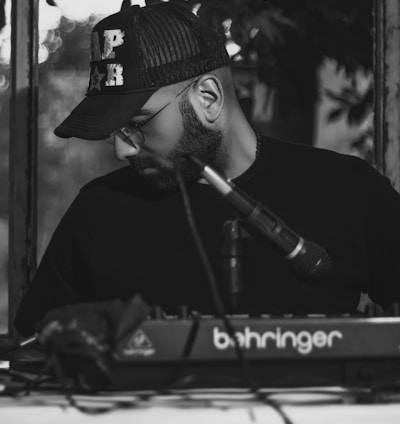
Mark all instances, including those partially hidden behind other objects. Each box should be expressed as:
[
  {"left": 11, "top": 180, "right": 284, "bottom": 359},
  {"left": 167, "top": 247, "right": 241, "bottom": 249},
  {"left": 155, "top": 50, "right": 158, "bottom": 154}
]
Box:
[
  {"left": 135, "top": 4, "right": 229, "bottom": 88},
  {"left": 139, "top": 12, "right": 201, "bottom": 68}
]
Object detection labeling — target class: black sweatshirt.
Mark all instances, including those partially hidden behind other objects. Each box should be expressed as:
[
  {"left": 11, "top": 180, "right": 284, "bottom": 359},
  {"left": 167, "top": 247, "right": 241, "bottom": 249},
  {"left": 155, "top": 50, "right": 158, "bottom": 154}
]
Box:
[{"left": 14, "top": 136, "right": 400, "bottom": 336}]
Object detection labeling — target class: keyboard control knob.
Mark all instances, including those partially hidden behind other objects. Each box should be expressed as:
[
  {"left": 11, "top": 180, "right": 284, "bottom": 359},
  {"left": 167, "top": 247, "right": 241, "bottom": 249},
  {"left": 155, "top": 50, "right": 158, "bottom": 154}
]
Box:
[
  {"left": 179, "top": 305, "right": 188, "bottom": 319},
  {"left": 390, "top": 302, "right": 400, "bottom": 316},
  {"left": 153, "top": 305, "right": 163, "bottom": 319}
]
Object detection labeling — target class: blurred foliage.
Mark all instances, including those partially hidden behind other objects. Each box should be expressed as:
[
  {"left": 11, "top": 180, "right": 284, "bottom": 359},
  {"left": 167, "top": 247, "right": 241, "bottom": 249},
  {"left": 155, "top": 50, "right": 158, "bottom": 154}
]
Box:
[
  {"left": 325, "top": 82, "right": 373, "bottom": 126},
  {"left": 40, "top": 0, "right": 373, "bottom": 122},
  {"left": 198, "top": 0, "right": 372, "bottom": 74},
  {"left": 36, "top": 15, "right": 120, "bottom": 258},
  {"left": 40, "top": 16, "right": 97, "bottom": 75},
  {"left": 197, "top": 0, "right": 373, "bottom": 118}
]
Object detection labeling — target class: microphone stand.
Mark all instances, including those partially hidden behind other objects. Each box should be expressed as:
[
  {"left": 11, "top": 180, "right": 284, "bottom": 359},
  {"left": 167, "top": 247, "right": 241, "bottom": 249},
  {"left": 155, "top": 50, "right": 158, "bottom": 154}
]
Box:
[{"left": 221, "top": 219, "right": 243, "bottom": 313}]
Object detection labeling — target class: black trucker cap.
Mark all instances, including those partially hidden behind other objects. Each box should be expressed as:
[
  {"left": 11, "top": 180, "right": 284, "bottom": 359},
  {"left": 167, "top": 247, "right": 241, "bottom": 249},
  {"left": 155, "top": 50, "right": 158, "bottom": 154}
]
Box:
[{"left": 54, "top": 2, "right": 230, "bottom": 140}]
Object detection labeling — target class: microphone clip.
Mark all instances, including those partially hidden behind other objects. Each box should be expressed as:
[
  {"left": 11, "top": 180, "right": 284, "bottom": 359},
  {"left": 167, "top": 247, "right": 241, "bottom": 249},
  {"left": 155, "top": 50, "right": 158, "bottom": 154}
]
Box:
[{"left": 221, "top": 219, "right": 243, "bottom": 313}]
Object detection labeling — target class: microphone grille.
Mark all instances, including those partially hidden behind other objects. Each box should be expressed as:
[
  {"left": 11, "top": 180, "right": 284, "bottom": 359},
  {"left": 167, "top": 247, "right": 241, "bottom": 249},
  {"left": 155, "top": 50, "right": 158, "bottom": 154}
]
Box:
[{"left": 289, "top": 241, "right": 333, "bottom": 281}]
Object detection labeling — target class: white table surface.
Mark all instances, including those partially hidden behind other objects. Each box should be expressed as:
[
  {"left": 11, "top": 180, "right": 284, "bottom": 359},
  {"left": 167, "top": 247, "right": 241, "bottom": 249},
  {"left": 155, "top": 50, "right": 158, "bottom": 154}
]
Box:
[{"left": 0, "top": 388, "right": 399, "bottom": 424}]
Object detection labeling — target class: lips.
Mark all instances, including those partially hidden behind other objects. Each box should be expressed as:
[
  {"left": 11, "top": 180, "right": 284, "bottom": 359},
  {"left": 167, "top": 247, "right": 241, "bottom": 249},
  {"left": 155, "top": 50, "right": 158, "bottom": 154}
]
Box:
[{"left": 140, "top": 167, "right": 158, "bottom": 176}]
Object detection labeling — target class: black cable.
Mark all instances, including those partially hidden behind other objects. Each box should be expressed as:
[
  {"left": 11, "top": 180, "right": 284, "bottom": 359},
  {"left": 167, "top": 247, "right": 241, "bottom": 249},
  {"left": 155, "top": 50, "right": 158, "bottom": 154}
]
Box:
[
  {"left": 175, "top": 167, "right": 256, "bottom": 385},
  {"left": 175, "top": 164, "right": 296, "bottom": 424}
]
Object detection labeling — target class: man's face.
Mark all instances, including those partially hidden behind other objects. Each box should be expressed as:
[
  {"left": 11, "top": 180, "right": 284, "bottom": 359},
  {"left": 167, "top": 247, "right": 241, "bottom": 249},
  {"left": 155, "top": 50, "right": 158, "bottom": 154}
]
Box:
[{"left": 123, "top": 90, "right": 227, "bottom": 191}]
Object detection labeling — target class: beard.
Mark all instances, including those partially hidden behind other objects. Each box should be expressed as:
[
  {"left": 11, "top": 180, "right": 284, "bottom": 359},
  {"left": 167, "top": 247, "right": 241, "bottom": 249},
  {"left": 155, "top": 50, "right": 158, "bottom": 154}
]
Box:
[{"left": 131, "top": 93, "right": 227, "bottom": 191}]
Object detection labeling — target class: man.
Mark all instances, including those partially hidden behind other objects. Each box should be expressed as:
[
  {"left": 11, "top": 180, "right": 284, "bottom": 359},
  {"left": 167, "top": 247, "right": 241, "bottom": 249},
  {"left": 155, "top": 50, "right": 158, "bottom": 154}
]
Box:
[{"left": 14, "top": 2, "right": 400, "bottom": 337}]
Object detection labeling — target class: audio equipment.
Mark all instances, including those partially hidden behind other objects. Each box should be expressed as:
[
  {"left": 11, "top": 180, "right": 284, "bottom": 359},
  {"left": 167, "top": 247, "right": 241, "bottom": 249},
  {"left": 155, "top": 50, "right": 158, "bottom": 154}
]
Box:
[{"left": 110, "top": 314, "right": 400, "bottom": 390}]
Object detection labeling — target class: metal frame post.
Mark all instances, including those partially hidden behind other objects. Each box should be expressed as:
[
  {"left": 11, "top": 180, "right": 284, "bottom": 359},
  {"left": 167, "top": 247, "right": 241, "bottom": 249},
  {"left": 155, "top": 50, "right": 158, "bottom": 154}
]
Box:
[
  {"left": 374, "top": 0, "right": 400, "bottom": 191},
  {"left": 8, "top": 0, "right": 39, "bottom": 338}
]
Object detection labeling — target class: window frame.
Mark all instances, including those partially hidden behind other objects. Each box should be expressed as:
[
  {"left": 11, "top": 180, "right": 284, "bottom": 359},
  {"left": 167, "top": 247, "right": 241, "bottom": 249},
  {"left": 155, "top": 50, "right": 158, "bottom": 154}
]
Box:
[
  {"left": 0, "top": 0, "right": 38, "bottom": 351},
  {"left": 373, "top": 0, "right": 400, "bottom": 191}
]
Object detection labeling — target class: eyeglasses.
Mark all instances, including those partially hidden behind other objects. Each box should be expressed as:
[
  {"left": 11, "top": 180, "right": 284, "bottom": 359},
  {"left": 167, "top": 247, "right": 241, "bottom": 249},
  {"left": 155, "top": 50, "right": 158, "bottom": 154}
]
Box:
[{"left": 107, "top": 79, "right": 198, "bottom": 147}]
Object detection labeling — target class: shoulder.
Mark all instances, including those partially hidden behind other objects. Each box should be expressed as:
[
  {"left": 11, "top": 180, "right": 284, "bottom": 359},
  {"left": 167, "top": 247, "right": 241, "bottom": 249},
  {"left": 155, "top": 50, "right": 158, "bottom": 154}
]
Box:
[
  {"left": 80, "top": 166, "right": 137, "bottom": 192},
  {"left": 73, "top": 165, "right": 173, "bottom": 212},
  {"left": 77, "top": 165, "right": 151, "bottom": 199},
  {"left": 263, "top": 136, "right": 378, "bottom": 187},
  {"left": 69, "top": 166, "right": 145, "bottom": 213},
  {"left": 265, "top": 136, "right": 365, "bottom": 168}
]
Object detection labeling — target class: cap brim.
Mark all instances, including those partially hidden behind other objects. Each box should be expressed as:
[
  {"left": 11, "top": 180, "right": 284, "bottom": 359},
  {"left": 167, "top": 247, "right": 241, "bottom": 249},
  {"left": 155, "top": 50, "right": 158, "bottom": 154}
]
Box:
[{"left": 54, "top": 89, "right": 157, "bottom": 140}]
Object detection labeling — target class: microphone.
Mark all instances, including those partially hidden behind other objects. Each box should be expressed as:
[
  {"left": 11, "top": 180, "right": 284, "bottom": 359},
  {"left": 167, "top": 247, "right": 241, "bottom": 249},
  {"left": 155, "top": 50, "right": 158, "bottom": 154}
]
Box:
[{"left": 188, "top": 155, "right": 332, "bottom": 280}]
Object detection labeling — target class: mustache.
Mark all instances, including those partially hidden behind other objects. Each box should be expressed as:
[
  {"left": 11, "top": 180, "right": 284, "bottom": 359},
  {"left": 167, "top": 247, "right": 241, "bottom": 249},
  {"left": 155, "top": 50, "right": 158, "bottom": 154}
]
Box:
[
  {"left": 129, "top": 144, "right": 190, "bottom": 170},
  {"left": 128, "top": 145, "right": 163, "bottom": 168}
]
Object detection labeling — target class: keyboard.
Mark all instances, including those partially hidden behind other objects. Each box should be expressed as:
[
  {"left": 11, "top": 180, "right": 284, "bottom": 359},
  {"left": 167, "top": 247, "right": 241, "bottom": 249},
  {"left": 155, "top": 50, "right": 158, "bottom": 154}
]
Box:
[{"left": 110, "top": 315, "right": 400, "bottom": 389}]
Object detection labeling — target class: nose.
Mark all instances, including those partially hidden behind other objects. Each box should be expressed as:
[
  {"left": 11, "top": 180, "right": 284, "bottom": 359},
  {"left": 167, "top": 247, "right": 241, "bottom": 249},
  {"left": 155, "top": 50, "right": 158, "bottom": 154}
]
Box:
[{"left": 114, "top": 134, "right": 142, "bottom": 161}]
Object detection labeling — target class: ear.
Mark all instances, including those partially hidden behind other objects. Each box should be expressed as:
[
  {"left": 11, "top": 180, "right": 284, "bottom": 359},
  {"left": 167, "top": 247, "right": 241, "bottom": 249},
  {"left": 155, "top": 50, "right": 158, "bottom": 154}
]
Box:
[{"left": 191, "top": 75, "right": 224, "bottom": 124}]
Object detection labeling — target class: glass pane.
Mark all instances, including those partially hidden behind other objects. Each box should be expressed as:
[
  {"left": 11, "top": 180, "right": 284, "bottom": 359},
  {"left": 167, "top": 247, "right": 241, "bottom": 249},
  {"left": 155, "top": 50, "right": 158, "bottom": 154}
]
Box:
[
  {"left": 37, "top": 1, "right": 122, "bottom": 260},
  {"left": 0, "top": 0, "right": 11, "bottom": 334}
]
